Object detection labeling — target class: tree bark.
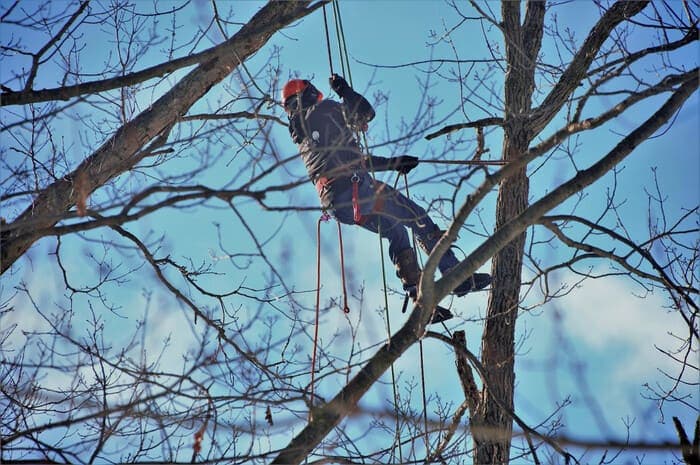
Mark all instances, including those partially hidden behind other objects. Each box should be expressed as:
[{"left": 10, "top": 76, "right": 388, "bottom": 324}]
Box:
[
  {"left": 471, "top": 2, "right": 542, "bottom": 462},
  {"left": 0, "top": 1, "right": 324, "bottom": 274},
  {"left": 471, "top": 1, "right": 649, "bottom": 463}
]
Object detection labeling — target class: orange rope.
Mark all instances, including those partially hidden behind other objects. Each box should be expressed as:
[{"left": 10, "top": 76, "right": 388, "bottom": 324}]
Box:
[
  {"left": 336, "top": 221, "right": 350, "bottom": 314},
  {"left": 310, "top": 215, "right": 324, "bottom": 413},
  {"left": 310, "top": 213, "right": 351, "bottom": 416}
]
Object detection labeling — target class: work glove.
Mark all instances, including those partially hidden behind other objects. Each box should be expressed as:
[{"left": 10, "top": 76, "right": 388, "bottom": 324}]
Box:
[
  {"left": 329, "top": 73, "right": 351, "bottom": 97},
  {"left": 392, "top": 155, "right": 419, "bottom": 174},
  {"left": 288, "top": 114, "right": 304, "bottom": 144}
]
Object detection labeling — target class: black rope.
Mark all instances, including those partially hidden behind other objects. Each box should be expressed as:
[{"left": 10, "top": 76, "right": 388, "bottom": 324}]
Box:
[
  {"left": 331, "top": 0, "right": 352, "bottom": 85},
  {"left": 322, "top": 4, "right": 334, "bottom": 75},
  {"left": 320, "top": 6, "right": 408, "bottom": 462}
]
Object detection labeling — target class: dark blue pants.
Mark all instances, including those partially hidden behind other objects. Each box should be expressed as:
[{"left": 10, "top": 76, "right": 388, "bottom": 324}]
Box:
[{"left": 329, "top": 173, "right": 460, "bottom": 272}]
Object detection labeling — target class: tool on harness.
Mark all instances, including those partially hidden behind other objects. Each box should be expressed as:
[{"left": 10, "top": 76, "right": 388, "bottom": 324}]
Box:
[
  {"left": 350, "top": 173, "right": 385, "bottom": 226},
  {"left": 351, "top": 173, "right": 362, "bottom": 224},
  {"left": 316, "top": 173, "right": 380, "bottom": 226}
]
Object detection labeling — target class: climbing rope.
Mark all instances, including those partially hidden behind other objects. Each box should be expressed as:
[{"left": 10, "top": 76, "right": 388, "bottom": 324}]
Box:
[
  {"left": 310, "top": 213, "right": 351, "bottom": 417},
  {"left": 310, "top": 2, "right": 353, "bottom": 416},
  {"left": 319, "top": 2, "right": 404, "bottom": 462},
  {"left": 331, "top": 0, "right": 352, "bottom": 85},
  {"left": 310, "top": 215, "right": 324, "bottom": 416},
  {"left": 321, "top": 4, "right": 334, "bottom": 75},
  {"left": 399, "top": 172, "right": 457, "bottom": 457},
  {"left": 335, "top": 220, "right": 351, "bottom": 314}
]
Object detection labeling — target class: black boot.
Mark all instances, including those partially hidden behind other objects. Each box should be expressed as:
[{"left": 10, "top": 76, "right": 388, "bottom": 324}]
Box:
[
  {"left": 395, "top": 248, "right": 454, "bottom": 325},
  {"left": 415, "top": 228, "right": 492, "bottom": 297},
  {"left": 394, "top": 248, "right": 422, "bottom": 292},
  {"left": 452, "top": 272, "right": 492, "bottom": 297}
]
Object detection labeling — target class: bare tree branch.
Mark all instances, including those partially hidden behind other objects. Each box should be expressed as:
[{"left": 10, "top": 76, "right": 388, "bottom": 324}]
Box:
[
  {"left": 0, "top": 1, "right": 323, "bottom": 274},
  {"left": 530, "top": 1, "right": 650, "bottom": 134}
]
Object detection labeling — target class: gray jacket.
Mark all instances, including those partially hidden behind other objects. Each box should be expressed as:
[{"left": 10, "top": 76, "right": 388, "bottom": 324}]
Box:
[{"left": 288, "top": 88, "right": 395, "bottom": 206}]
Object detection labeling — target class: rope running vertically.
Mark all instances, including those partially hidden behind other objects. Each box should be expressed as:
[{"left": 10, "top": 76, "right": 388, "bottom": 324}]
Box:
[{"left": 316, "top": 1, "right": 403, "bottom": 462}]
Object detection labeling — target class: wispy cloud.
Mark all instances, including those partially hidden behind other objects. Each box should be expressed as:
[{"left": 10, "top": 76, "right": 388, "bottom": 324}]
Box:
[{"left": 560, "top": 275, "right": 687, "bottom": 380}]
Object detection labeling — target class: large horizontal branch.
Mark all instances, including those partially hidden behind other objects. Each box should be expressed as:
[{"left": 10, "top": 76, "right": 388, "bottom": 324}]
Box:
[
  {"left": 424, "top": 116, "right": 504, "bottom": 140},
  {"left": 2, "top": 187, "right": 266, "bottom": 241},
  {"left": 0, "top": 1, "right": 325, "bottom": 274},
  {"left": 1, "top": 1, "right": 292, "bottom": 109},
  {"left": 180, "top": 111, "right": 285, "bottom": 125},
  {"left": 2, "top": 52, "right": 208, "bottom": 106},
  {"left": 1, "top": 150, "right": 304, "bottom": 236}
]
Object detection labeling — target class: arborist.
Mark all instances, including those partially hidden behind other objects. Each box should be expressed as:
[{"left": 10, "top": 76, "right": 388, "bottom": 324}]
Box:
[{"left": 282, "top": 74, "right": 491, "bottom": 323}]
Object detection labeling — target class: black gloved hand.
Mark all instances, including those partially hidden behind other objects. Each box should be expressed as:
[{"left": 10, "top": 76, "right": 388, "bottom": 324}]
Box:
[
  {"left": 288, "top": 114, "right": 304, "bottom": 144},
  {"left": 329, "top": 73, "right": 351, "bottom": 97},
  {"left": 393, "top": 155, "right": 419, "bottom": 174}
]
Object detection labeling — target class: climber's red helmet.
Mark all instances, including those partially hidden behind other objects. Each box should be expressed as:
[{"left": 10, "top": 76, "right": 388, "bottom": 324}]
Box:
[{"left": 281, "top": 79, "right": 323, "bottom": 112}]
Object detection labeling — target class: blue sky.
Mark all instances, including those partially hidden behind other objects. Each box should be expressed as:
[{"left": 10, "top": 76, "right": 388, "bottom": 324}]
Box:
[{"left": 1, "top": 1, "right": 698, "bottom": 464}]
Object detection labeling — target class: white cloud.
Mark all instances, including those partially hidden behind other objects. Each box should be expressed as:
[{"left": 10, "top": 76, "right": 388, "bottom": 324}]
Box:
[
  {"left": 2, "top": 259, "right": 62, "bottom": 352},
  {"left": 558, "top": 274, "right": 692, "bottom": 386},
  {"left": 515, "top": 272, "right": 697, "bottom": 439}
]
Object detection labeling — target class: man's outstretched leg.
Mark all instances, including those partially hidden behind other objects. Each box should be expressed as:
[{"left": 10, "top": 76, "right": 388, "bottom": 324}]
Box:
[
  {"left": 415, "top": 230, "right": 492, "bottom": 296},
  {"left": 331, "top": 177, "right": 489, "bottom": 307},
  {"left": 379, "top": 185, "right": 491, "bottom": 297}
]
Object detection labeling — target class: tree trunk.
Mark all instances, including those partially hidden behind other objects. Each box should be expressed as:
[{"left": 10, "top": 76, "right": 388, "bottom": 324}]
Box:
[
  {"left": 471, "top": 2, "right": 542, "bottom": 463},
  {"left": 471, "top": 2, "right": 652, "bottom": 463},
  {"left": 473, "top": 139, "right": 529, "bottom": 465}
]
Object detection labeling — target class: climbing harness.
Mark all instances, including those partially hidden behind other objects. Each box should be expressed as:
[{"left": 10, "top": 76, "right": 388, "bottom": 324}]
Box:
[
  {"left": 321, "top": 5, "right": 335, "bottom": 75},
  {"left": 310, "top": 216, "right": 323, "bottom": 418}
]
